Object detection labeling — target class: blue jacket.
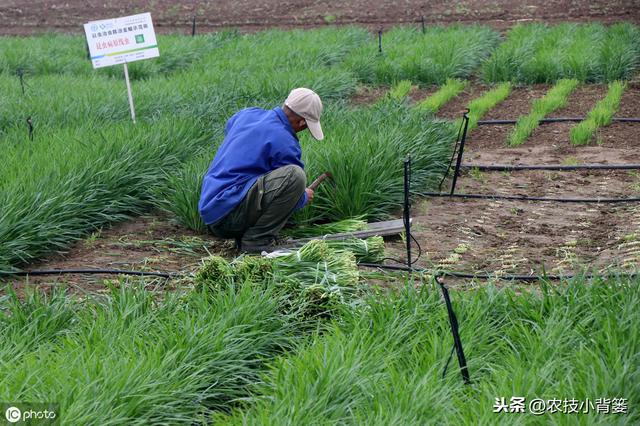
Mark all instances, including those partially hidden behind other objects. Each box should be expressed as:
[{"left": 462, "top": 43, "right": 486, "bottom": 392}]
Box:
[{"left": 199, "top": 107, "right": 307, "bottom": 225}]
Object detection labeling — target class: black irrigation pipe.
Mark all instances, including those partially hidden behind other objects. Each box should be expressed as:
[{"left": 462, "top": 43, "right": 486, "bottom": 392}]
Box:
[
  {"left": 461, "top": 163, "right": 640, "bottom": 171},
  {"left": 0, "top": 269, "right": 181, "bottom": 279},
  {"left": 419, "top": 192, "right": 640, "bottom": 203},
  {"left": 378, "top": 28, "right": 383, "bottom": 53},
  {"left": 477, "top": 117, "right": 640, "bottom": 125},
  {"left": 357, "top": 263, "right": 640, "bottom": 281},
  {"left": 440, "top": 111, "right": 640, "bottom": 201}
]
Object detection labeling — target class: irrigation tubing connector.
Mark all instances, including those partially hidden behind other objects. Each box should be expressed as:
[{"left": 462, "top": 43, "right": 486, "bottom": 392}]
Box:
[
  {"left": 460, "top": 163, "right": 640, "bottom": 172},
  {"left": 0, "top": 268, "right": 182, "bottom": 279},
  {"left": 419, "top": 192, "right": 640, "bottom": 203},
  {"left": 477, "top": 117, "right": 640, "bottom": 125},
  {"left": 449, "top": 109, "right": 470, "bottom": 195}
]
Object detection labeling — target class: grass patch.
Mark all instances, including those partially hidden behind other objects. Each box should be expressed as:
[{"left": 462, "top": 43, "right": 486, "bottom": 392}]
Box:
[
  {"left": 387, "top": 80, "right": 413, "bottom": 101},
  {"left": 225, "top": 277, "right": 640, "bottom": 424},
  {"left": 295, "top": 100, "right": 456, "bottom": 224},
  {"left": 345, "top": 25, "right": 500, "bottom": 85},
  {"left": 156, "top": 154, "right": 212, "bottom": 234},
  {"left": 416, "top": 78, "right": 468, "bottom": 113},
  {"left": 0, "top": 32, "right": 238, "bottom": 79},
  {"left": 483, "top": 23, "right": 640, "bottom": 83},
  {"left": 2, "top": 274, "right": 637, "bottom": 424},
  {"left": 570, "top": 81, "right": 626, "bottom": 145},
  {"left": 0, "top": 282, "right": 305, "bottom": 424},
  {"left": 508, "top": 78, "right": 579, "bottom": 146},
  {"left": 0, "top": 120, "right": 212, "bottom": 272},
  {"left": 459, "top": 82, "right": 512, "bottom": 131}
]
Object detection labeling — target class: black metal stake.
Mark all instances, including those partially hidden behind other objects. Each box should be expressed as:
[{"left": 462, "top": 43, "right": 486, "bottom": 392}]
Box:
[
  {"left": 403, "top": 157, "right": 412, "bottom": 268},
  {"left": 26, "top": 116, "right": 33, "bottom": 141},
  {"left": 378, "top": 29, "right": 383, "bottom": 54},
  {"left": 191, "top": 16, "right": 197, "bottom": 36},
  {"left": 450, "top": 109, "right": 470, "bottom": 195},
  {"left": 421, "top": 16, "right": 425, "bottom": 33},
  {"left": 17, "top": 69, "right": 25, "bottom": 95},
  {"left": 436, "top": 277, "right": 471, "bottom": 384}
]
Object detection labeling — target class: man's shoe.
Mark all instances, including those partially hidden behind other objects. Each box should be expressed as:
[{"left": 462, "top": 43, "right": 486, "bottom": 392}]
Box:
[{"left": 241, "top": 241, "right": 277, "bottom": 254}]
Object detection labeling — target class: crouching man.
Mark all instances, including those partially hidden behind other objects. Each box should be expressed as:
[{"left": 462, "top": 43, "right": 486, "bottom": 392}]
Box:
[{"left": 198, "top": 88, "right": 324, "bottom": 253}]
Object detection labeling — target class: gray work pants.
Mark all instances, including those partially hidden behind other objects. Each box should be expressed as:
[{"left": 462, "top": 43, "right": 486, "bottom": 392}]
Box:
[{"left": 207, "top": 165, "right": 306, "bottom": 247}]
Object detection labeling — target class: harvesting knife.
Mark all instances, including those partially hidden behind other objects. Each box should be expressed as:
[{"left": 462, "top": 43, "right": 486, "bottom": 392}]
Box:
[{"left": 309, "top": 171, "right": 334, "bottom": 191}]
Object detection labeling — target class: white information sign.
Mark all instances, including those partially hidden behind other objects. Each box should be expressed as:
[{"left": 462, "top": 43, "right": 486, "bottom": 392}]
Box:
[{"left": 84, "top": 13, "right": 159, "bottom": 69}]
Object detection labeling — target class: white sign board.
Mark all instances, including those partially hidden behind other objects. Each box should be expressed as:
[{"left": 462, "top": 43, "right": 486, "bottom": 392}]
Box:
[{"left": 84, "top": 13, "right": 159, "bottom": 69}]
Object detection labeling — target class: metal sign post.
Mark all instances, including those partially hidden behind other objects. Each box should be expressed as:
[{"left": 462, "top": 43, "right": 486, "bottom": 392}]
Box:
[{"left": 123, "top": 62, "right": 136, "bottom": 123}]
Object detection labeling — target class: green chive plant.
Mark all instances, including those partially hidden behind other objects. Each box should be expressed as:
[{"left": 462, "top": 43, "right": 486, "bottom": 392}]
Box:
[
  {"left": 508, "top": 78, "right": 579, "bottom": 146},
  {"left": 570, "top": 81, "right": 626, "bottom": 145}
]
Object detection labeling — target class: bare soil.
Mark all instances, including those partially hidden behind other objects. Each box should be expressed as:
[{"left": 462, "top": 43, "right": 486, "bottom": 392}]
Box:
[
  {"left": 0, "top": 1, "right": 638, "bottom": 36},
  {"left": 3, "top": 212, "right": 231, "bottom": 294},
  {"left": 386, "top": 83, "right": 640, "bottom": 277}
]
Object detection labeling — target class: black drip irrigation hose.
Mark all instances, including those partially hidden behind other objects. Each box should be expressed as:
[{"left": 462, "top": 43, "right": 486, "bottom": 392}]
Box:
[
  {"left": 357, "top": 262, "right": 640, "bottom": 281},
  {"left": 477, "top": 117, "right": 640, "bottom": 125},
  {"left": 0, "top": 269, "right": 182, "bottom": 279},
  {"left": 461, "top": 163, "right": 640, "bottom": 171},
  {"left": 419, "top": 192, "right": 640, "bottom": 203},
  {"left": 7, "top": 265, "right": 639, "bottom": 283}
]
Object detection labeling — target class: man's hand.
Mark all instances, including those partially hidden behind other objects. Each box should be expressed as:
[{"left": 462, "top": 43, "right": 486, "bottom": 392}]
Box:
[{"left": 305, "top": 187, "right": 314, "bottom": 203}]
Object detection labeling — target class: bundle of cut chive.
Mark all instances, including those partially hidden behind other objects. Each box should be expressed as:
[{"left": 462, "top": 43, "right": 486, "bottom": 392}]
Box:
[
  {"left": 195, "top": 239, "right": 376, "bottom": 318},
  {"left": 282, "top": 217, "right": 368, "bottom": 239},
  {"left": 281, "top": 216, "right": 386, "bottom": 263},
  {"left": 324, "top": 236, "right": 385, "bottom": 263}
]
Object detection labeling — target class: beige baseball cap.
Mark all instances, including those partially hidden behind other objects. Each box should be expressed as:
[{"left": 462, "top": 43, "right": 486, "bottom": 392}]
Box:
[{"left": 284, "top": 88, "right": 324, "bottom": 140}]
